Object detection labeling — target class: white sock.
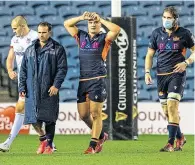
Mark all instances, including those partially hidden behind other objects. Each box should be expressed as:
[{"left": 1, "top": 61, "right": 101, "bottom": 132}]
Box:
[{"left": 4, "top": 113, "right": 24, "bottom": 146}]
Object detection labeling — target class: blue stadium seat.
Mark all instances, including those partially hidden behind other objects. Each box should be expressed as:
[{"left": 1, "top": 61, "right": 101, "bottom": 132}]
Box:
[
  {"left": 58, "top": 6, "right": 80, "bottom": 19},
  {"left": 25, "top": 16, "right": 42, "bottom": 26},
  {"left": 50, "top": 1, "right": 71, "bottom": 8},
  {"left": 53, "top": 25, "right": 69, "bottom": 39},
  {"left": 0, "top": 6, "right": 12, "bottom": 16},
  {"left": 141, "top": 1, "right": 161, "bottom": 8},
  {"left": 11, "top": 6, "right": 34, "bottom": 16},
  {"left": 61, "top": 79, "right": 73, "bottom": 89},
  {"left": 181, "top": 16, "right": 194, "bottom": 27},
  {"left": 186, "top": 68, "right": 194, "bottom": 79},
  {"left": 60, "top": 36, "right": 77, "bottom": 49},
  {"left": 141, "top": 26, "right": 157, "bottom": 39},
  {"left": 185, "top": 79, "right": 194, "bottom": 90},
  {"left": 137, "top": 46, "right": 147, "bottom": 59},
  {"left": 100, "top": 6, "right": 111, "bottom": 17},
  {"left": 75, "top": 6, "right": 99, "bottom": 14},
  {"left": 0, "top": 16, "right": 12, "bottom": 28},
  {"left": 182, "top": 89, "right": 194, "bottom": 101},
  {"left": 77, "top": 23, "right": 88, "bottom": 32},
  {"left": 5, "top": 1, "right": 26, "bottom": 7},
  {"left": 137, "top": 17, "right": 157, "bottom": 29},
  {"left": 122, "top": 1, "right": 139, "bottom": 8},
  {"left": 67, "top": 56, "right": 79, "bottom": 68},
  {"left": 145, "top": 6, "right": 163, "bottom": 18},
  {"left": 59, "top": 89, "right": 77, "bottom": 102},
  {"left": 138, "top": 89, "right": 151, "bottom": 101},
  {"left": 0, "top": 37, "right": 10, "bottom": 47},
  {"left": 35, "top": 6, "right": 57, "bottom": 18},
  {"left": 0, "top": 28, "right": 7, "bottom": 36},
  {"left": 0, "top": 1, "right": 4, "bottom": 5},
  {"left": 137, "top": 37, "right": 149, "bottom": 47},
  {"left": 137, "top": 57, "right": 145, "bottom": 68},
  {"left": 27, "top": 1, "right": 49, "bottom": 8},
  {"left": 162, "top": 1, "right": 184, "bottom": 8},
  {"left": 138, "top": 80, "right": 144, "bottom": 89},
  {"left": 43, "top": 16, "right": 64, "bottom": 26},
  {"left": 176, "top": 6, "right": 191, "bottom": 17},
  {"left": 66, "top": 67, "right": 80, "bottom": 80},
  {"left": 73, "top": 1, "right": 95, "bottom": 8},
  {"left": 68, "top": 46, "right": 79, "bottom": 59},
  {"left": 69, "top": 79, "right": 79, "bottom": 90},
  {"left": 149, "top": 90, "right": 159, "bottom": 101},
  {"left": 184, "top": 25, "right": 194, "bottom": 33},
  {"left": 137, "top": 67, "right": 145, "bottom": 80},
  {"left": 123, "top": 6, "right": 148, "bottom": 17},
  {"left": 95, "top": 1, "right": 111, "bottom": 8},
  {"left": 0, "top": 47, "right": 9, "bottom": 66}
]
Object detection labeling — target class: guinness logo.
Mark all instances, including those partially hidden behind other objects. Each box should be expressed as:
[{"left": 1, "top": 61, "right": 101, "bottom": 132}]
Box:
[{"left": 115, "top": 111, "right": 128, "bottom": 122}]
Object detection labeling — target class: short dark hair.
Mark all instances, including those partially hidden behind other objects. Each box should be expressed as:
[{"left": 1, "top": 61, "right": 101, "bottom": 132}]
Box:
[
  {"left": 38, "top": 22, "right": 52, "bottom": 31},
  {"left": 163, "top": 6, "right": 179, "bottom": 19}
]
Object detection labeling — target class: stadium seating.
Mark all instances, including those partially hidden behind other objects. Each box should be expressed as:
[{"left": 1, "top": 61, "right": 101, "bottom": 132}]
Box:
[
  {"left": 11, "top": 6, "right": 34, "bottom": 16},
  {"left": 59, "top": 89, "right": 77, "bottom": 102},
  {"left": 49, "top": 1, "right": 71, "bottom": 8},
  {"left": 5, "top": 1, "right": 26, "bottom": 8},
  {"left": 0, "top": 6, "right": 12, "bottom": 17},
  {"left": 0, "top": 1, "right": 193, "bottom": 102},
  {"left": 35, "top": 6, "right": 57, "bottom": 18},
  {"left": 27, "top": 1, "right": 49, "bottom": 8}
]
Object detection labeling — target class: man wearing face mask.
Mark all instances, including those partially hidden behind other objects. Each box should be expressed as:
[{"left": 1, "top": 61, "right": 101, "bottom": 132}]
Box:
[{"left": 145, "top": 6, "right": 194, "bottom": 152}]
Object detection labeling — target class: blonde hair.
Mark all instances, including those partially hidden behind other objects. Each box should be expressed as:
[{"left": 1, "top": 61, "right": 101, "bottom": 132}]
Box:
[{"left": 11, "top": 15, "right": 28, "bottom": 27}]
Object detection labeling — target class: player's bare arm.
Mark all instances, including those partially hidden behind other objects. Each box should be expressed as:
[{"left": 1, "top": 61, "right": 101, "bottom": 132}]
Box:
[
  {"left": 64, "top": 11, "right": 91, "bottom": 37},
  {"left": 95, "top": 14, "right": 120, "bottom": 41},
  {"left": 6, "top": 47, "right": 17, "bottom": 80},
  {"left": 145, "top": 48, "right": 155, "bottom": 85},
  {"left": 173, "top": 46, "right": 195, "bottom": 73}
]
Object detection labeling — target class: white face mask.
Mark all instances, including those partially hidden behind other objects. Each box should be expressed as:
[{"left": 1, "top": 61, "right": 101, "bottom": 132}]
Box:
[{"left": 163, "top": 19, "right": 174, "bottom": 29}]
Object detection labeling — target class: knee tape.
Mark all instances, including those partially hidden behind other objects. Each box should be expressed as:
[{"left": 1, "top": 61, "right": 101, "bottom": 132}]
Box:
[
  {"left": 167, "top": 99, "right": 180, "bottom": 124},
  {"left": 167, "top": 92, "right": 181, "bottom": 102}
]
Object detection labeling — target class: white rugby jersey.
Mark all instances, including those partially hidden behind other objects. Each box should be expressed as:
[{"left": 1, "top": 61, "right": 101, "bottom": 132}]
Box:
[{"left": 10, "top": 29, "right": 38, "bottom": 73}]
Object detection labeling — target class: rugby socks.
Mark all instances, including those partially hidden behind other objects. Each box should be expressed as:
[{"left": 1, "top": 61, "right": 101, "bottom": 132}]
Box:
[
  {"left": 176, "top": 126, "right": 182, "bottom": 139},
  {"left": 39, "top": 135, "right": 46, "bottom": 142},
  {"left": 45, "top": 122, "right": 56, "bottom": 148},
  {"left": 4, "top": 113, "right": 24, "bottom": 146},
  {"left": 99, "top": 131, "right": 104, "bottom": 140},
  {"left": 90, "top": 138, "right": 98, "bottom": 149},
  {"left": 167, "top": 124, "right": 178, "bottom": 145}
]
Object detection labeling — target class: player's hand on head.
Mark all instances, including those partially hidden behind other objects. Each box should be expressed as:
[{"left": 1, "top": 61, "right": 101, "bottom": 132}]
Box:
[
  {"left": 173, "top": 62, "right": 187, "bottom": 73},
  {"left": 145, "top": 73, "right": 153, "bottom": 85},
  {"left": 8, "top": 71, "right": 17, "bottom": 80},
  {"left": 82, "top": 11, "right": 91, "bottom": 20},
  {"left": 48, "top": 86, "right": 59, "bottom": 97},
  {"left": 90, "top": 12, "right": 100, "bottom": 21}
]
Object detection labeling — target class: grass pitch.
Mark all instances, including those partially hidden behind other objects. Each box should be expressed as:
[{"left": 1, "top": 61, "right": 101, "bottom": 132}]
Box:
[{"left": 0, "top": 135, "right": 194, "bottom": 165}]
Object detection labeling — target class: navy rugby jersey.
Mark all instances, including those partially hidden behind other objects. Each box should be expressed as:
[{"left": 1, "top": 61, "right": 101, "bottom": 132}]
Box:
[
  {"left": 75, "top": 30, "right": 111, "bottom": 79},
  {"left": 149, "top": 27, "right": 194, "bottom": 74}
]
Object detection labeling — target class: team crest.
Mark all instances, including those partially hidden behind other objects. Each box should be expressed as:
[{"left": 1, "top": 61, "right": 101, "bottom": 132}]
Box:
[{"left": 173, "top": 36, "right": 180, "bottom": 41}]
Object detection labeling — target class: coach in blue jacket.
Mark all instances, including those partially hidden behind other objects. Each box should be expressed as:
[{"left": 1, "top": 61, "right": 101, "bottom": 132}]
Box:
[{"left": 19, "top": 22, "right": 67, "bottom": 154}]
